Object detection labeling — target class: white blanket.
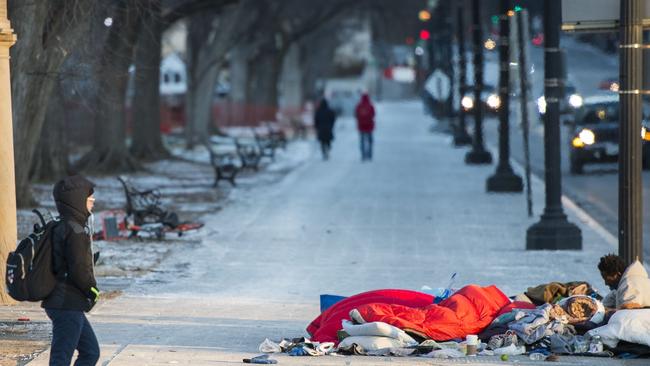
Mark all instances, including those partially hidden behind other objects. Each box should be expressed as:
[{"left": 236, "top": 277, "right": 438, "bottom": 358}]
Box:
[
  {"left": 341, "top": 320, "right": 418, "bottom": 346},
  {"left": 587, "top": 309, "right": 650, "bottom": 348}
]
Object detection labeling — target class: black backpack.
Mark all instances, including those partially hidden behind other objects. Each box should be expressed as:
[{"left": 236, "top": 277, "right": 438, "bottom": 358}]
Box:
[{"left": 5, "top": 209, "right": 60, "bottom": 301}]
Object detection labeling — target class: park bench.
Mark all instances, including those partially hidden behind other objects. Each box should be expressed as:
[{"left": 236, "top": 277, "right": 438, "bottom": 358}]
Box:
[
  {"left": 204, "top": 136, "right": 240, "bottom": 187},
  {"left": 252, "top": 122, "right": 288, "bottom": 162},
  {"left": 264, "top": 122, "right": 288, "bottom": 150},
  {"left": 253, "top": 129, "right": 276, "bottom": 161},
  {"left": 116, "top": 176, "right": 179, "bottom": 228},
  {"left": 235, "top": 137, "right": 263, "bottom": 171}
]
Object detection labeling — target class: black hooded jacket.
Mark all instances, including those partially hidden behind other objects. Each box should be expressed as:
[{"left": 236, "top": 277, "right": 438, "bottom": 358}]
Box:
[
  {"left": 314, "top": 100, "right": 336, "bottom": 143},
  {"left": 42, "top": 175, "right": 98, "bottom": 312}
]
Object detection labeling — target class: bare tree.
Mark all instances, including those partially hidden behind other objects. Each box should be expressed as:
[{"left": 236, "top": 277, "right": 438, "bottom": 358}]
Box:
[
  {"left": 184, "top": 0, "right": 260, "bottom": 148},
  {"left": 74, "top": 0, "right": 144, "bottom": 173},
  {"left": 241, "top": 0, "right": 355, "bottom": 121},
  {"left": 130, "top": 0, "right": 168, "bottom": 161},
  {"left": 30, "top": 78, "right": 69, "bottom": 181},
  {"left": 9, "top": 0, "right": 95, "bottom": 207}
]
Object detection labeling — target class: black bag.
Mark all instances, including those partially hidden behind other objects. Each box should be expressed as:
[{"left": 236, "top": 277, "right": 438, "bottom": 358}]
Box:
[{"left": 5, "top": 209, "right": 60, "bottom": 301}]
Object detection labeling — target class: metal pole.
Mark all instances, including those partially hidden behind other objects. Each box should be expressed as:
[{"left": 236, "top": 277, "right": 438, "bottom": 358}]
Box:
[
  {"left": 454, "top": 1, "right": 472, "bottom": 146},
  {"left": 487, "top": 0, "right": 523, "bottom": 192},
  {"left": 517, "top": 10, "right": 534, "bottom": 216},
  {"left": 0, "top": 0, "right": 17, "bottom": 304},
  {"left": 428, "top": 8, "right": 436, "bottom": 75},
  {"left": 465, "top": 0, "right": 493, "bottom": 164},
  {"left": 526, "top": 0, "right": 581, "bottom": 250},
  {"left": 442, "top": 2, "right": 455, "bottom": 119},
  {"left": 619, "top": 0, "right": 643, "bottom": 264}
]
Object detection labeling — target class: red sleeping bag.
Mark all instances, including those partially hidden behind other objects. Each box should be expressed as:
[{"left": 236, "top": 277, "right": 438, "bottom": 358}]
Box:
[
  {"left": 354, "top": 285, "right": 512, "bottom": 340},
  {"left": 307, "top": 289, "right": 435, "bottom": 343}
]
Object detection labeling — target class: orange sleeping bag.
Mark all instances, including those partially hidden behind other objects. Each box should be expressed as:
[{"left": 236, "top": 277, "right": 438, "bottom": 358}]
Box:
[{"left": 353, "top": 285, "right": 511, "bottom": 340}]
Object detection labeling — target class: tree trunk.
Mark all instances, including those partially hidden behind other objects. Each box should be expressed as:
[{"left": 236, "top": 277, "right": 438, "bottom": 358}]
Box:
[
  {"left": 130, "top": 0, "right": 168, "bottom": 161},
  {"left": 246, "top": 49, "right": 286, "bottom": 122},
  {"left": 186, "top": 63, "right": 220, "bottom": 147},
  {"left": 75, "top": 0, "right": 143, "bottom": 173},
  {"left": 184, "top": 4, "right": 258, "bottom": 147},
  {"left": 30, "top": 80, "right": 69, "bottom": 181},
  {"left": 9, "top": 1, "right": 94, "bottom": 207}
]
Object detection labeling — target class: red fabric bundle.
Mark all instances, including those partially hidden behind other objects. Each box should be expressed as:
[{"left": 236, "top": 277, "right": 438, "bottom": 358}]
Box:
[
  {"left": 354, "top": 285, "right": 512, "bottom": 340},
  {"left": 307, "top": 289, "right": 434, "bottom": 343}
]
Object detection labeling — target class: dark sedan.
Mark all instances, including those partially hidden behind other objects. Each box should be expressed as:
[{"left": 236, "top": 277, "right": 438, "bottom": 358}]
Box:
[
  {"left": 461, "top": 84, "right": 501, "bottom": 116},
  {"left": 569, "top": 95, "right": 650, "bottom": 174}
]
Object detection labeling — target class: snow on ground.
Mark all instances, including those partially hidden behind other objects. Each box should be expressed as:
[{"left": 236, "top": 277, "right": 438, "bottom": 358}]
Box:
[{"left": 16, "top": 135, "right": 315, "bottom": 293}]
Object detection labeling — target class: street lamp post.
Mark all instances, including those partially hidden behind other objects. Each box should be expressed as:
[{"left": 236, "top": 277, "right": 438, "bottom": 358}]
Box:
[
  {"left": 486, "top": 0, "right": 523, "bottom": 192},
  {"left": 526, "top": 0, "right": 581, "bottom": 250},
  {"left": 0, "top": 0, "right": 17, "bottom": 304},
  {"left": 465, "top": 0, "right": 493, "bottom": 164},
  {"left": 454, "top": 1, "right": 472, "bottom": 146},
  {"left": 618, "top": 0, "right": 643, "bottom": 263}
]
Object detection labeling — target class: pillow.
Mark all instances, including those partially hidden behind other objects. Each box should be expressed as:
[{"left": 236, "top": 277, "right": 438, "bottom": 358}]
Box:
[
  {"left": 337, "top": 336, "right": 409, "bottom": 353},
  {"left": 587, "top": 309, "right": 650, "bottom": 348},
  {"left": 342, "top": 320, "right": 418, "bottom": 345}
]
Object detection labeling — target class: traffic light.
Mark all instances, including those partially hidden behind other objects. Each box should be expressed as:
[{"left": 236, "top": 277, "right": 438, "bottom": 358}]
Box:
[
  {"left": 514, "top": 5, "right": 522, "bottom": 12},
  {"left": 419, "top": 29, "right": 431, "bottom": 40}
]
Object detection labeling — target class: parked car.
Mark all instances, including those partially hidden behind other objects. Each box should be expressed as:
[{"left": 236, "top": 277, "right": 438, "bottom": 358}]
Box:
[
  {"left": 461, "top": 84, "right": 500, "bottom": 116},
  {"left": 568, "top": 94, "right": 650, "bottom": 174}
]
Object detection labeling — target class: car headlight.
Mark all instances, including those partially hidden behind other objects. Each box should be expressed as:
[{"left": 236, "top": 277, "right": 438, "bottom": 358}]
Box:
[
  {"left": 578, "top": 128, "right": 596, "bottom": 145},
  {"left": 462, "top": 96, "right": 474, "bottom": 110},
  {"left": 486, "top": 94, "right": 501, "bottom": 109},
  {"left": 642, "top": 126, "right": 650, "bottom": 141},
  {"left": 568, "top": 94, "right": 583, "bottom": 108},
  {"left": 537, "top": 96, "right": 547, "bottom": 114}
]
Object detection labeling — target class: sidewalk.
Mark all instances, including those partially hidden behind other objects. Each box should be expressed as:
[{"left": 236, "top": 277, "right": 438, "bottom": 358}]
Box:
[{"left": 4, "top": 100, "right": 644, "bottom": 365}]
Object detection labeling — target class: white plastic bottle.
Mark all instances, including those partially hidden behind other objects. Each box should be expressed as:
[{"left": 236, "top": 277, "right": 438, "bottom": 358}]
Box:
[{"left": 589, "top": 335, "right": 604, "bottom": 353}]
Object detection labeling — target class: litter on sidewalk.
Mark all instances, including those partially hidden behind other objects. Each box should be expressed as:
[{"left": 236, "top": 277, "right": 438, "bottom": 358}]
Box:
[{"left": 258, "top": 275, "right": 650, "bottom": 361}]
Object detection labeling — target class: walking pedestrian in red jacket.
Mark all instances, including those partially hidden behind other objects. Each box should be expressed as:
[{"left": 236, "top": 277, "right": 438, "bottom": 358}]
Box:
[{"left": 355, "top": 93, "right": 375, "bottom": 161}]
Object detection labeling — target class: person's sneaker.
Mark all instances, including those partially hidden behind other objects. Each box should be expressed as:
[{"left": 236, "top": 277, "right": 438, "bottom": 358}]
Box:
[{"left": 488, "top": 331, "right": 518, "bottom": 350}]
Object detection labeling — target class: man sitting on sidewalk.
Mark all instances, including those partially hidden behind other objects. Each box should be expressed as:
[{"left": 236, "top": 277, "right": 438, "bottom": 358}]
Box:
[{"left": 598, "top": 254, "right": 650, "bottom": 310}]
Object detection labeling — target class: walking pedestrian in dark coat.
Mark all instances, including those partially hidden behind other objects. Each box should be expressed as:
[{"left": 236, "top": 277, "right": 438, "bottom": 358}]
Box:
[
  {"left": 355, "top": 93, "right": 376, "bottom": 161},
  {"left": 42, "top": 175, "right": 100, "bottom": 366},
  {"left": 314, "top": 99, "right": 337, "bottom": 160}
]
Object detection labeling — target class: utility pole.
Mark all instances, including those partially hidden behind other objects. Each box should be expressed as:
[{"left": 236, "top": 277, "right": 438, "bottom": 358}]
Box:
[
  {"left": 487, "top": 0, "right": 523, "bottom": 192},
  {"left": 0, "top": 0, "right": 17, "bottom": 304},
  {"left": 526, "top": 0, "right": 581, "bottom": 250},
  {"left": 441, "top": 2, "right": 455, "bottom": 119},
  {"left": 465, "top": 0, "right": 493, "bottom": 164},
  {"left": 454, "top": 1, "right": 472, "bottom": 146},
  {"left": 618, "top": 0, "right": 643, "bottom": 263}
]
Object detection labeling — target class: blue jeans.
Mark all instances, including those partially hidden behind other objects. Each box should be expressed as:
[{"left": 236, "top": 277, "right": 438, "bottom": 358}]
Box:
[
  {"left": 45, "top": 309, "right": 100, "bottom": 366},
  {"left": 360, "top": 132, "right": 373, "bottom": 160}
]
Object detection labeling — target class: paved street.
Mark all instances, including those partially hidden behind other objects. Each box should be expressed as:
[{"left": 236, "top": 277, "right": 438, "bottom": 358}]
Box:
[
  {"left": 482, "top": 36, "right": 650, "bottom": 258},
  {"left": 17, "top": 101, "right": 646, "bottom": 365}
]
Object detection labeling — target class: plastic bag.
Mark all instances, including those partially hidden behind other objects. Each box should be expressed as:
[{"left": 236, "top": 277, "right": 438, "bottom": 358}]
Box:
[
  {"left": 493, "top": 343, "right": 526, "bottom": 356},
  {"left": 259, "top": 338, "right": 282, "bottom": 353},
  {"left": 421, "top": 272, "right": 457, "bottom": 304}
]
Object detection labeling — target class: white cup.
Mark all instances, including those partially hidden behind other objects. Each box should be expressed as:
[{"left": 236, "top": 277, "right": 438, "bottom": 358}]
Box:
[
  {"left": 466, "top": 334, "right": 478, "bottom": 345},
  {"left": 466, "top": 334, "right": 479, "bottom": 356}
]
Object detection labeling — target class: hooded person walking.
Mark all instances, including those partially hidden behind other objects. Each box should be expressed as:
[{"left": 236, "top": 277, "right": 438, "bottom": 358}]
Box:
[
  {"left": 42, "top": 175, "right": 100, "bottom": 366},
  {"left": 314, "top": 98, "right": 337, "bottom": 160},
  {"left": 355, "top": 93, "right": 376, "bottom": 161}
]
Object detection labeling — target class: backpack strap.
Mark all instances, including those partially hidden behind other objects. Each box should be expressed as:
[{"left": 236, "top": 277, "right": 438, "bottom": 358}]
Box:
[{"left": 67, "top": 221, "right": 86, "bottom": 235}]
